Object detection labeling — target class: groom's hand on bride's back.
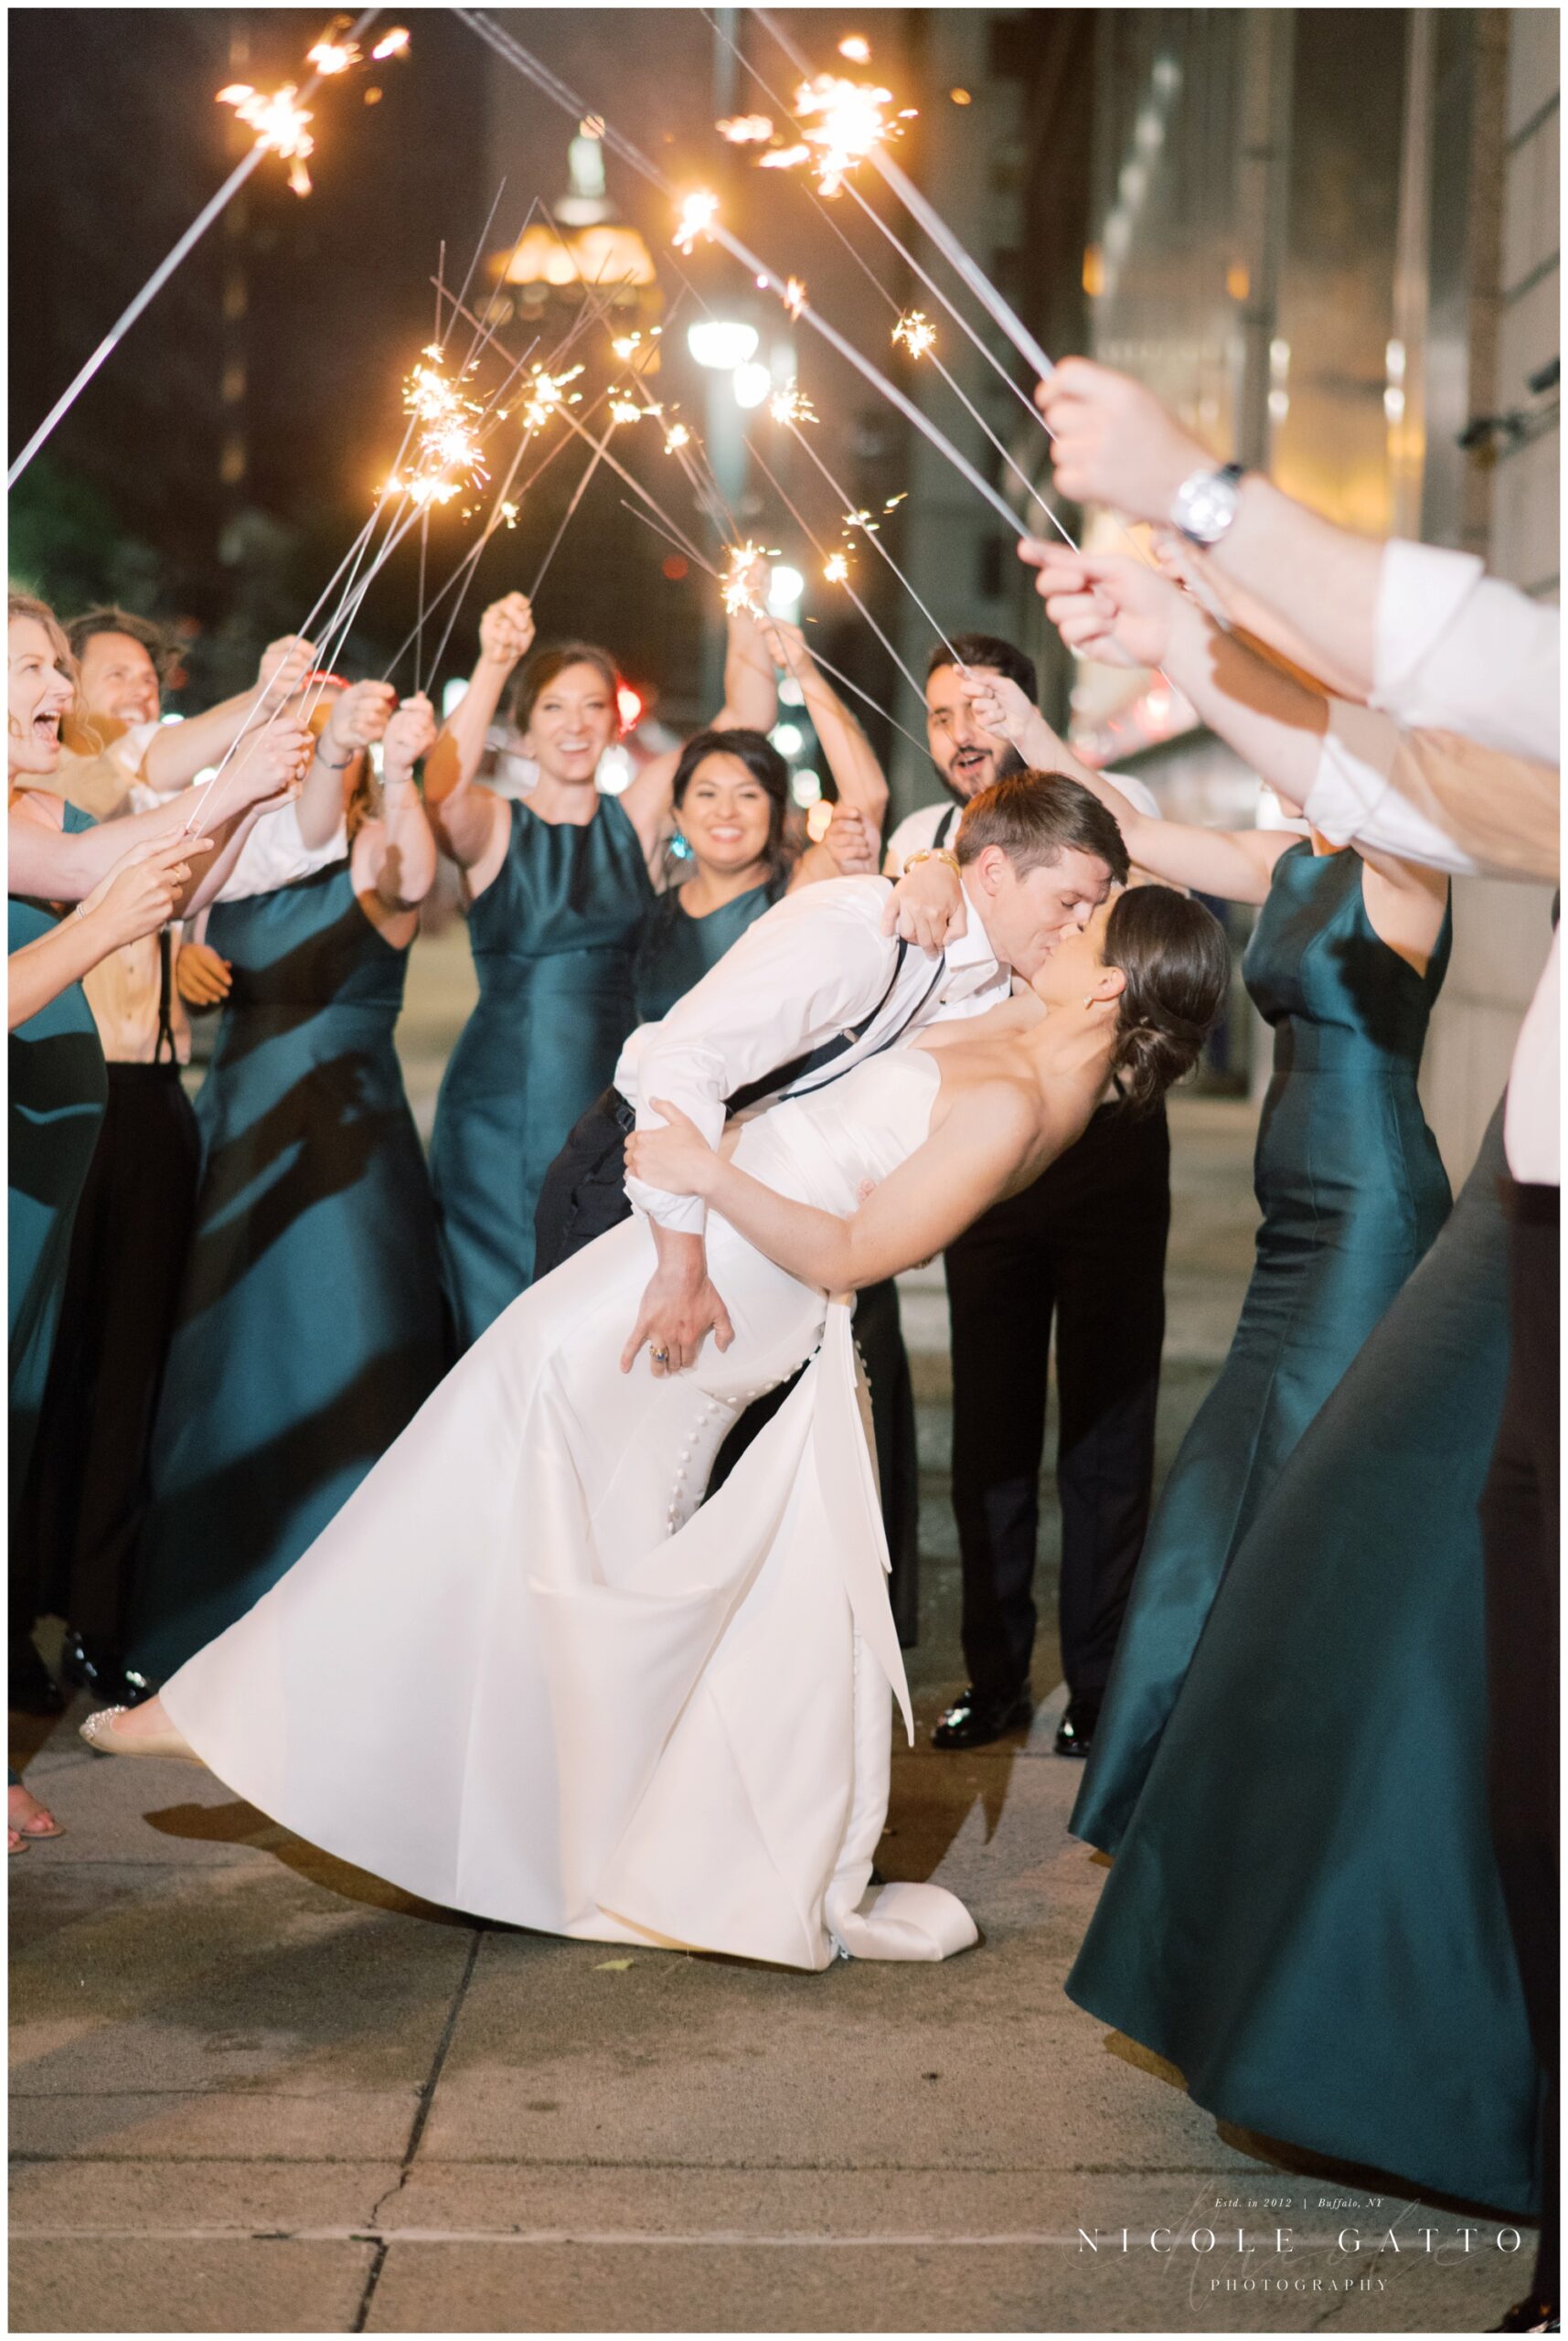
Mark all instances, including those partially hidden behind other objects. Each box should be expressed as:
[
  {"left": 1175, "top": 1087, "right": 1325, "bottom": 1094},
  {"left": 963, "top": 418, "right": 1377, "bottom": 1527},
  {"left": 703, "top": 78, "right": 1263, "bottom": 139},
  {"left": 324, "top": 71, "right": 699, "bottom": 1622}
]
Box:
[{"left": 620, "top": 1231, "right": 736, "bottom": 1377}]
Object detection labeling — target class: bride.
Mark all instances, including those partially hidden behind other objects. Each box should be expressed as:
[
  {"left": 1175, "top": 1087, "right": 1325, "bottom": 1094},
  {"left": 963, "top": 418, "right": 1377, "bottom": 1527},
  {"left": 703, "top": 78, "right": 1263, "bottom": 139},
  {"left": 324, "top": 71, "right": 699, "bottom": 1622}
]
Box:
[{"left": 84, "top": 879, "right": 1226, "bottom": 1969}]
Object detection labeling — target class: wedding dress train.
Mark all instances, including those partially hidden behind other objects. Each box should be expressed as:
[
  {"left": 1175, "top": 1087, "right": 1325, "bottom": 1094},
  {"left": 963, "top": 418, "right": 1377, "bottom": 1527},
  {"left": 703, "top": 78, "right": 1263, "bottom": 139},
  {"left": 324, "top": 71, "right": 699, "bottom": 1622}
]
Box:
[{"left": 161, "top": 1049, "right": 977, "bottom": 1970}]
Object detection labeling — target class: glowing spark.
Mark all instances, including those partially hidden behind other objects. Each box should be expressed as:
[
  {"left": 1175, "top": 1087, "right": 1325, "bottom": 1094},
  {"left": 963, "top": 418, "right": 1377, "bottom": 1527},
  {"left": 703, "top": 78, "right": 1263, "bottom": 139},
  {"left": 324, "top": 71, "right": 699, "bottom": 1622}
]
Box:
[
  {"left": 499, "top": 501, "right": 519, "bottom": 529},
  {"left": 371, "top": 27, "right": 411, "bottom": 59},
  {"left": 674, "top": 191, "right": 720, "bottom": 254},
  {"left": 883, "top": 491, "right": 908, "bottom": 510},
  {"left": 610, "top": 396, "right": 644, "bottom": 424},
  {"left": 893, "top": 310, "right": 937, "bottom": 359},
  {"left": 305, "top": 35, "right": 357, "bottom": 75},
  {"left": 824, "top": 552, "right": 849, "bottom": 583},
  {"left": 519, "top": 363, "right": 585, "bottom": 431},
  {"left": 769, "top": 381, "right": 817, "bottom": 428},
  {"left": 611, "top": 334, "right": 641, "bottom": 361},
  {"left": 721, "top": 542, "right": 769, "bottom": 617},
  {"left": 664, "top": 423, "right": 692, "bottom": 452},
  {"left": 838, "top": 34, "right": 872, "bottom": 62},
  {"left": 783, "top": 276, "right": 807, "bottom": 320},
  {"left": 791, "top": 73, "right": 908, "bottom": 198},
  {"left": 718, "top": 113, "right": 773, "bottom": 144},
  {"left": 759, "top": 143, "right": 811, "bottom": 171},
  {"left": 218, "top": 82, "right": 315, "bottom": 189}
]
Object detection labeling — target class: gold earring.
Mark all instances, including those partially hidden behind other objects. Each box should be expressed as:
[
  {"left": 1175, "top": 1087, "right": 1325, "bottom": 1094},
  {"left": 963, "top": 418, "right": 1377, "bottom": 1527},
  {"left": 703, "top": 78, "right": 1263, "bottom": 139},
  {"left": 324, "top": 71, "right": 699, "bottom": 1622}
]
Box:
[{"left": 1083, "top": 994, "right": 1094, "bottom": 1009}]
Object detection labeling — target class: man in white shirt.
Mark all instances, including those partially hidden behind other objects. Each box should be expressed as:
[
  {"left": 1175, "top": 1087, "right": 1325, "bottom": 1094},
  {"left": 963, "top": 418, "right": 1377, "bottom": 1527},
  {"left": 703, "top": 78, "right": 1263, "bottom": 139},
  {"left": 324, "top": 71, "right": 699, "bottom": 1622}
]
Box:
[{"left": 885, "top": 635, "right": 1174, "bottom": 1761}]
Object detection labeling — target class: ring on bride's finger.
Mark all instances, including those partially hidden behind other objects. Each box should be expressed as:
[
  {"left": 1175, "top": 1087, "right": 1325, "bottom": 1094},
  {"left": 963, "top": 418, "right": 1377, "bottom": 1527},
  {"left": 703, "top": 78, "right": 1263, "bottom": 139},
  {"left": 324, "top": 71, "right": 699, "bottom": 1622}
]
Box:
[{"left": 651, "top": 1345, "right": 670, "bottom": 1364}]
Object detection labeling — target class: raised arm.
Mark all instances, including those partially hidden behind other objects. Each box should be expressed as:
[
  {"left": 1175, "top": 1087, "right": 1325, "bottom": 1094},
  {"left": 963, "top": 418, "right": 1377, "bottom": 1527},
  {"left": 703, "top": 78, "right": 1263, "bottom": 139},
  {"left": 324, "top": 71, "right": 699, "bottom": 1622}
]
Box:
[
  {"left": 628, "top": 1087, "right": 1044, "bottom": 1293},
  {"left": 422, "top": 593, "right": 534, "bottom": 869},
  {"left": 9, "top": 833, "right": 200, "bottom": 1029},
  {"left": 295, "top": 680, "right": 395, "bottom": 849},
  {"left": 8, "top": 724, "right": 311, "bottom": 916},
  {"left": 138, "top": 634, "right": 317, "bottom": 794},
  {"left": 761, "top": 615, "right": 889, "bottom": 835},
  {"left": 361, "top": 695, "right": 439, "bottom": 914}
]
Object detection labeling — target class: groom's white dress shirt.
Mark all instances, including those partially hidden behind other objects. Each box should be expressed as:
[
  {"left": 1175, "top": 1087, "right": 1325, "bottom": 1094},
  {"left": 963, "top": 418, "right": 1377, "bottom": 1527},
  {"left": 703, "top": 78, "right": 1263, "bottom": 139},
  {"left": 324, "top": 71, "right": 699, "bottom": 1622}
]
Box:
[{"left": 617, "top": 874, "right": 1011, "bottom": 1235}]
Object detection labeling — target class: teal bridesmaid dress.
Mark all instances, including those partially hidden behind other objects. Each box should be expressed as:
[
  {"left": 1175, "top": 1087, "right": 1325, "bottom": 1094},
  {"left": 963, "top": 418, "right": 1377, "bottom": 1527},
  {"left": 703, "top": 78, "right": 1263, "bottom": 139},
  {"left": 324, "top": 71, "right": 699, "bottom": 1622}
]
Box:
[
  {"left": 1066, "top": 1103, "right": 1541, "bottom": 2216},
  {"left": 9, "top": 804, "right": 109, "bottom": 1513},
  {"left": 1072, "top": 843, "right": 1452, "bottom": 1852},
  {"left": 128, "top": 861, "right": 448, "bottom": 1679},
  {"left": 631, "top": 876, "right": 777, "bottom": 1025},
  {"left": 431, "top": 796, "right": 653, "bottom": 1346}
]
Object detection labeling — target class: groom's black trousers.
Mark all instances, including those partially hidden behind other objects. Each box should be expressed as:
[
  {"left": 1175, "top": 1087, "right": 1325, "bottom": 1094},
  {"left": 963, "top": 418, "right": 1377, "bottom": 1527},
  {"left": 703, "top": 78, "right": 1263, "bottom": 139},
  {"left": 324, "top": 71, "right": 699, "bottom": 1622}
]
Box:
[
  {"left": 535, "top": 1089, "right": 922, "bottom": 1645},
  {"left": 945, "top": 1096, "right": 1170, "bottom": 1705}
]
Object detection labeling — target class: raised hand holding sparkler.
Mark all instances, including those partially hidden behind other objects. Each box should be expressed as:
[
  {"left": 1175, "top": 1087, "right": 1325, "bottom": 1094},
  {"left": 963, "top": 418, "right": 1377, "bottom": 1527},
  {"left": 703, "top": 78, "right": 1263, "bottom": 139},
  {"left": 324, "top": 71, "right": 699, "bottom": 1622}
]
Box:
[
  {"left": 257, "top": 635, "right": 319, "bottom": 698},
  {"left": 318, "top": 679, "right": 398, "bottom": 763},
  {"left": 479, "top": 593, "right": 537, "bottom": 671},
  {"left": 381, "top": 693, "right": 438, "bottom": 783}
]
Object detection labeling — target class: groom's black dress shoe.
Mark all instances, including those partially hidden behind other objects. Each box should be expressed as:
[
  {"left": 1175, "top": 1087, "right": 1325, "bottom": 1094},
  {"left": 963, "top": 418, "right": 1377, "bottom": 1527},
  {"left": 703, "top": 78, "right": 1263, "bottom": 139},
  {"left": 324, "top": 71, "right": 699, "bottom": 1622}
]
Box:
[
  {"left": 59, "top": 1631, "right": 156, "bottom": 1710},
  {"left": 931, "top": 1684, "right": 1032, "bottom": 1749},
  {"left": 1053, "top": 1696, "right": 1101, "bottom": 1758},
  {"left": 8, "top": 1638, "right": 64, "bottom": 1717}
]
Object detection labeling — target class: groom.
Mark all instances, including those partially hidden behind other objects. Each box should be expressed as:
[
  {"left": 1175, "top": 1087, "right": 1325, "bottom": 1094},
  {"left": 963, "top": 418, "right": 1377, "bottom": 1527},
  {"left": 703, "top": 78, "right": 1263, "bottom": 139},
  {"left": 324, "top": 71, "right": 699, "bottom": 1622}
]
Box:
[{"left": 534, "top": 772, "right": 1129, "bottom": 1372}]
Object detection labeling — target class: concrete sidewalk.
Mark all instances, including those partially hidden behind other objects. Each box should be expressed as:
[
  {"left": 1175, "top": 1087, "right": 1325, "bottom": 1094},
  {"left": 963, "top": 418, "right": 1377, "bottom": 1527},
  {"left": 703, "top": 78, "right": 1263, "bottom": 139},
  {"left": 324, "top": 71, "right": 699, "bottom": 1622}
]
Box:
[{"left": 8, "top": 1093, "right": 1532, "bottom": 2333}]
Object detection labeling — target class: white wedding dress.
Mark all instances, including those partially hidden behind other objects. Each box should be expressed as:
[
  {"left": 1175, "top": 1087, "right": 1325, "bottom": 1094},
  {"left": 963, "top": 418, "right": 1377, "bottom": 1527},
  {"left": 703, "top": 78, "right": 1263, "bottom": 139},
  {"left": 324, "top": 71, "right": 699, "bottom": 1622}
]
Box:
[{"left": 162, "top": 1047, "right": 977, "bottom": 1971}]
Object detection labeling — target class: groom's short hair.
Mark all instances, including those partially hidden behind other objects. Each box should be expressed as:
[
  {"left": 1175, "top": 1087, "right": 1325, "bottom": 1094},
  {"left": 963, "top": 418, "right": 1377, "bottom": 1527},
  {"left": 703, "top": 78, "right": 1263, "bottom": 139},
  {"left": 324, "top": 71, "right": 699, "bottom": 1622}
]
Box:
[{"left": 955, "top": 771, "right": 1129, "bottom": 883}]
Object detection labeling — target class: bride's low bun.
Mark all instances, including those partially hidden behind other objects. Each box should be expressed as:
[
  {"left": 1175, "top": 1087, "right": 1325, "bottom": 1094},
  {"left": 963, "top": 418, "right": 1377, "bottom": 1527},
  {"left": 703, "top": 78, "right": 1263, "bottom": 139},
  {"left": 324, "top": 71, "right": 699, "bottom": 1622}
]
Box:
[{"left": 1103, "top": 887, "right": 1231, "bottom": 1114}]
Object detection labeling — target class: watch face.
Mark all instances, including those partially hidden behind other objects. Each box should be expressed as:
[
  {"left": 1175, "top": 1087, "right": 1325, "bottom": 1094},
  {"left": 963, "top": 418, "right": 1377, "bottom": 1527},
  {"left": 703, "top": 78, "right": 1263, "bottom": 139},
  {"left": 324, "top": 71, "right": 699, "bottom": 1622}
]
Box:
[{"left": 1176, "top": 469, "right": 1241, "bottom": 543}]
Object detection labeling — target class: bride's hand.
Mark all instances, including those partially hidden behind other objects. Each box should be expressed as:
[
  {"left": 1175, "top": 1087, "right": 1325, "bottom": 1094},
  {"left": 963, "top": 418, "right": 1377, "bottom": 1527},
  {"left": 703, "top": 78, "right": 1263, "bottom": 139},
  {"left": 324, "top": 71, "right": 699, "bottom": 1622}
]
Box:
[
  {"left": 626, "top": 1100, "right": 720, "bottom": 1199},
  {"left": 882, "top": 854, "right": 965, "bottom": 951}
]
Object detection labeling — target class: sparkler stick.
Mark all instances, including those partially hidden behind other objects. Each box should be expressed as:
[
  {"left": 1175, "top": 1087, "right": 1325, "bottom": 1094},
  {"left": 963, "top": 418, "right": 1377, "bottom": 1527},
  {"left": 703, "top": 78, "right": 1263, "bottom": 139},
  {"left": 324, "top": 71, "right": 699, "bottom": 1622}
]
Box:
[
  {"left": 528, "top": 413, "right": 619, "bottom": 597},
  {"left": 742, "top": 432, "right": 930, "bottom": 711},
  {"left": 776, "top": 400, "right": 968, "bottom": 672},
  {"left": 8, "top": 8, "right": 389, "bottom": 487}
]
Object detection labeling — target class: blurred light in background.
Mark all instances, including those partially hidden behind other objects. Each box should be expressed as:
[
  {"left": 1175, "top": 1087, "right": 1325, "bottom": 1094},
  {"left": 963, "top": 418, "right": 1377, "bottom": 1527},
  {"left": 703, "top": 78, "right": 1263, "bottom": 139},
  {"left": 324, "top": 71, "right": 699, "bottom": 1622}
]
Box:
[
  {"left": 791, "top": 766, "right": 821, "bottom": 806},
  {"left": 767, "top": 563, "right": 805, "bottom": 618},
  {"left": 687, "top": 320, "right": 759, "bottom": 370}
]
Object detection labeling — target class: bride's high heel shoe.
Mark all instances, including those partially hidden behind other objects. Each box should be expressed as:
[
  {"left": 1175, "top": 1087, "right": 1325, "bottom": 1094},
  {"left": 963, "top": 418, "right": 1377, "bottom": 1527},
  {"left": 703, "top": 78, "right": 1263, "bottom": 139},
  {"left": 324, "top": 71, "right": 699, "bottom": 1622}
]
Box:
[{"left": 79, "top": 1707, "right": 203, "bottom": 1765}]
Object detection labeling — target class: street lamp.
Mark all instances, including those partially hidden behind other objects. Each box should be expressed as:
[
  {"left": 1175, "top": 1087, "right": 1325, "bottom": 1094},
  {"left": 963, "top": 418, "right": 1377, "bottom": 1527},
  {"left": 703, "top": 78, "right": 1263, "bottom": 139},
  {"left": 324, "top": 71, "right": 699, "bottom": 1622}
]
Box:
[{"left": 687, "top": 320, "right": 758, "bottom": 371}]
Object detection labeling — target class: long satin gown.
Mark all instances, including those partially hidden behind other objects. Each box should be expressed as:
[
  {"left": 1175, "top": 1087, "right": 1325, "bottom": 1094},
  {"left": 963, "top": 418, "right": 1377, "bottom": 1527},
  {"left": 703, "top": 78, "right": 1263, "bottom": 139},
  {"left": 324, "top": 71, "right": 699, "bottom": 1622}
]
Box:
[
  {"left": 161, "top": 1048, "right": 975, "bottom": 1970},
  {"left": 431, "top": 796, "right": 653, "bottom": 1344},
  {"left": 128, "top": 861, "right": 448, "bottom": 1681},
  {"left": 8, "top": 803, "right": 109, "bottom": 1520},
  {"left": 1067, "top": 1103, "right": 1541, "bottom": 2217},
  {"left": 1072, "top": 843, "right": 1452, "bottom": 1852}
]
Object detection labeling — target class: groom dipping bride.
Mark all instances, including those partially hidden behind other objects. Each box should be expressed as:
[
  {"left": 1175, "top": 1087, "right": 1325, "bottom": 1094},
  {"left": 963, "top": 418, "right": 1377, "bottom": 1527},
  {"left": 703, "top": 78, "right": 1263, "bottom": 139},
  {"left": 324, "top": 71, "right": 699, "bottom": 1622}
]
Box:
[{"left": 83, "top": 773, "right": 1227, "bottom": 1971}]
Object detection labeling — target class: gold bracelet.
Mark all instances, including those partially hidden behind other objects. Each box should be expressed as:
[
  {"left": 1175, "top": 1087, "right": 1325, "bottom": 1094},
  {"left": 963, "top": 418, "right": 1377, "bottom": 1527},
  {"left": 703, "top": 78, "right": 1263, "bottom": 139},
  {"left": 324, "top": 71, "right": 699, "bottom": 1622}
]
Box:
[{"left": 903, "top": 846, "right": 960, "bottom": 877}]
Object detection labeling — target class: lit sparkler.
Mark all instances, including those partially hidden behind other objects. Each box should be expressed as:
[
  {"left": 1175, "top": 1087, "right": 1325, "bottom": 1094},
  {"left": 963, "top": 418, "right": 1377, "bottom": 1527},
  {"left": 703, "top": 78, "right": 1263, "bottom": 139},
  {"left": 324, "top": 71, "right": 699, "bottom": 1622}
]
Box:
[
  {"left": 783, "top": 276, "right": 807, "bottom": 320},
  {"left": 674, "top": 191, "right": 720, "bottom": 254},
  {"left": 305, "top": 21, "right": 410, "bottom": 72},
  {"left": 893, "top": 310, "right": 936, "bottom": 359},
  {"left": 791, "top": 73, "right": 913, "bottom": 198},
  {"left": 664, "top": 422, "right": 692, "bottom": 452},
  {"left": 837, "top": 34, "right": 872, "bottom": 63},
  {"left": 824, "top": 551, "right": 849, "bottom": 584},
  {"left": 371, "top": 27, "right": 411, "bottom": 59},
  {"left": 610, "top": 395, "right": 645, "bottom": 424},
  {"left": 758, "top": 143, "right": 811, "bottom": 172},
  {"left": 519, "top": 362, "right": 585, "bottom": 431},
  {"left": 217, "top": 81, "right": 316, "bottom": 194},
  {"left": 499, "top": 500, "right": 519, "bottom": 528},
  {"left": 769, "top": 380, "right": 816, "bottom": 427},
  {"left": 721, "top": 542, "right": 770, "bottom": 617},
  {"left": 718, "top": 113, "right": 773, "bottom": 143}
]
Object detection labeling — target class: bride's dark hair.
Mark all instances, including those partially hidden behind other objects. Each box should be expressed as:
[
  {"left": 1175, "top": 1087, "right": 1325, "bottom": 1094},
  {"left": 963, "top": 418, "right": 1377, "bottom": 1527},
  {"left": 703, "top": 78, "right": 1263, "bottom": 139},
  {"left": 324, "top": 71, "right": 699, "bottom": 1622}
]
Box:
[{"left": 1103, "top": 886, "right": 1231, "bottom": 1113}]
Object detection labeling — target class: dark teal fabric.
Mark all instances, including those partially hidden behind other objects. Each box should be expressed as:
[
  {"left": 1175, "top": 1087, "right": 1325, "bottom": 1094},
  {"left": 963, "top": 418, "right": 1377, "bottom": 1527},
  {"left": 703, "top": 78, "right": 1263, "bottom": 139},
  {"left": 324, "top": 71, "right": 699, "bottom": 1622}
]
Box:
[
  {"left": 430, "top": 795, "right": 653, "bottom": 1345},
  {"left": 1066, "top": 1103, "right": 1541, "bottom": 2215},
  {"left": 1073, "top": 844, "right": 1453, "bottom": 1852},
  {"left": 632, "top": 878, "right": 777, "bottom": 1028},
  {"left": 8, "top": 802, "right": 109, "bottom": 1516},
  {"left": 129, "top": 861, "right": 447, "bottom": 1676}
]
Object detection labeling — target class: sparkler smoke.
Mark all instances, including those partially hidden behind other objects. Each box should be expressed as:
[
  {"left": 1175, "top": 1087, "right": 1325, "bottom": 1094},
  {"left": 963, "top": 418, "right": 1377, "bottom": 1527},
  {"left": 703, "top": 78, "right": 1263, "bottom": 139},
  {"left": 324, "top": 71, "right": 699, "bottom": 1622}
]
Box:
[{"left": 9, "top": 7, "right": 392, "bottom": 486}]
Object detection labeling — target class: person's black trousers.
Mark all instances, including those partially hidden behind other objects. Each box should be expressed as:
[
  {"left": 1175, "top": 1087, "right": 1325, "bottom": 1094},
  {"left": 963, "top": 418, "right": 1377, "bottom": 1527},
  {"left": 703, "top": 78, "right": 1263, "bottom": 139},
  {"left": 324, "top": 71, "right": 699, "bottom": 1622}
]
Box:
[
  {"left": 536, "top": 1088, "right": 922, "bottom": 1643},
  {"left": 18, "top": 1063, "right": 200, "bottom": 1661},
  {"left": 1479, "top": 1180, "right": 1559, "bottom": 2298},
  {"left": 944, "top": 1097, "right": 1170, "bottom": 1705}
]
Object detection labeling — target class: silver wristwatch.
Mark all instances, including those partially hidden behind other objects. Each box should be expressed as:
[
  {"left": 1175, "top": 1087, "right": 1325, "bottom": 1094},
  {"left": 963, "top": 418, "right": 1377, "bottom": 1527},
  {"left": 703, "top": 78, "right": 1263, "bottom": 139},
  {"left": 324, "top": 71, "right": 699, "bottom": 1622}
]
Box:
[{"left": 1170, "top": 461, "right": 1245, "bottom": 546}]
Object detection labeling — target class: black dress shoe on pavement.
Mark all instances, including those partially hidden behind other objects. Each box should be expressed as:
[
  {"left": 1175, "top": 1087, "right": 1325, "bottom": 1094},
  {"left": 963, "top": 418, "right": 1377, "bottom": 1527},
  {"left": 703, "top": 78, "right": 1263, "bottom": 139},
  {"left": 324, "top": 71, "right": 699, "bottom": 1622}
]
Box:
[
  {"left": 931, "top": 1684, "right": 1032, "bottom": 1750},
  {"left": 1492, "top": 2297, "right": 1560, "bottom": 2332},
  {"left": 1053, "top": 1696, "right": 1102, "bottom": 1758},
  {"left": 8, "top": 1638, "right": 64, "bottom": 1717},
  {"left": 59, "top": 1631, "right": 157, "bottom": 1710}
]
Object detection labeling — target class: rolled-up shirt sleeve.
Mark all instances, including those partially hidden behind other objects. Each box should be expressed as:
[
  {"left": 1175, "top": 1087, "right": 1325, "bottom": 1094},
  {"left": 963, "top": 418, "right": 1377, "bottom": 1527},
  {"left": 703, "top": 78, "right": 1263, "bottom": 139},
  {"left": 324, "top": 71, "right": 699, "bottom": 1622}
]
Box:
[
  {"left": 618, "top": 882, "right": 901, "bottom": 1235},
  {"left": 1309, "top": 699, "right": 1558, "bottom": 882},
  {"left": 1373, "top": 540, "right": 1560, "bottom": 764}
]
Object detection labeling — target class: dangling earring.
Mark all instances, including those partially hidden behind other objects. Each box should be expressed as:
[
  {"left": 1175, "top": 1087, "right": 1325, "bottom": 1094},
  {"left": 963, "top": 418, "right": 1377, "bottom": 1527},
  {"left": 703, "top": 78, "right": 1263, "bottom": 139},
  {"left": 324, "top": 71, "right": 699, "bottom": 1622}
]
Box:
[{"left": 1083, "top": 995, "right": 1094, "bottom": 1010}]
